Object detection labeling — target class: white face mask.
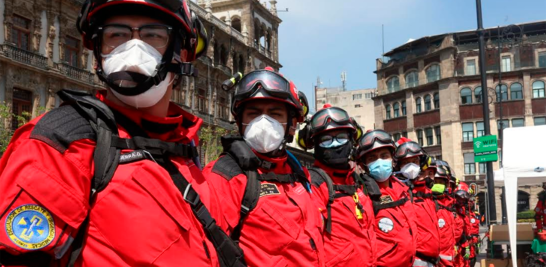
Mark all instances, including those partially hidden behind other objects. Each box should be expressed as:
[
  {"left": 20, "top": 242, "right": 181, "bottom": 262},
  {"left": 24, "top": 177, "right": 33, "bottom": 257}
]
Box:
[
  {"left": 243, "top": 115, "right": 286, "bottom": 153},
  {"left": 101, "top": 39, "right": 172, "bottom": 108},
  {"left": 400, "top": 163, "right": 421, "bottom": 180}
]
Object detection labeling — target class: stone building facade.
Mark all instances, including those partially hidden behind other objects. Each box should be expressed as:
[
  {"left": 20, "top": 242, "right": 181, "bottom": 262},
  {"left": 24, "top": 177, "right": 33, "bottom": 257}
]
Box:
[
  {"left": 315, "top": 86, "right": 376, "bottom": 131},
  {"left": 373, "top": 21, "right": 546, "bottom": 219}
]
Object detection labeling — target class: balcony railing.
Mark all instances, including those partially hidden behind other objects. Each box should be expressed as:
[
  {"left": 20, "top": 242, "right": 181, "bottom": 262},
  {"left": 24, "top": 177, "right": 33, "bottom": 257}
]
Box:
[
  {"left": 54, "top": 62, "right": 94, "bottom": 84},
  {"left": 189, "top": 2, "right": 246, "bottom": 45},
  {"left": 1, "top": 44, "right": 48, "bottom": 70}
]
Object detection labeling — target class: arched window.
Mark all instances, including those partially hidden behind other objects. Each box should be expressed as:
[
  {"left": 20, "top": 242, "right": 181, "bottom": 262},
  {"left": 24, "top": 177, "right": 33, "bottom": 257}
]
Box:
[
  {"left": 461, "top": 87, "right": 472, "bottom": 104},
  {"left": 510, "top": 83, "right": 523, "bottom": 100},
  {"left": 424, "top": 95, "right": 432, "bottom": 111},
  {"left": 401, "top": 100, "right": 407, "bottom": 116},
  {"left": 386, "top": 104, "right": 391, "bottom": 119},
  {"left": 393, "top": 102, "right": 400, "bottom": 118},
  {"left": 533, "top": 80, "right": 545, "bottom": 98},
  {"left": 415, "top": 97, "right": 422, "bottom": 113},
  {"left": 231, "top": 17, "right": 241, "bottom": 32},
  {"left": 475, "top": 87, "right": 482, "bottom": 103},
  {"left": 495, "top": 84, "right": 508, "bottom": 102},
  {"left": 405, "top": 71, "right": 419, "bottom": 88},
  {"left": 426, "top": 64, "right": 441, "bottom": 83},
  {"left": 387, "top": 76, "right": 400, "bottom": 93},
  {"left": 433, "top": 93, "right": 440, "bottom": 109}
]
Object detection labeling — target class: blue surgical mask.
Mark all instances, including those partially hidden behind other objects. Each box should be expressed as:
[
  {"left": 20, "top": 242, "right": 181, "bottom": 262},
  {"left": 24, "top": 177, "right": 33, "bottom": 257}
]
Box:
[{"left": 367, "top": 159, "right": 393, "bottom": 182}]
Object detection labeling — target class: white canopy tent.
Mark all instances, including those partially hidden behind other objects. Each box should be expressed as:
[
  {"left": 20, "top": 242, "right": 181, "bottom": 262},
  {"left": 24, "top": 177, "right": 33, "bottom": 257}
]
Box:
[{"left": 503, "top": 125, "right": 546, "bottom": 267}]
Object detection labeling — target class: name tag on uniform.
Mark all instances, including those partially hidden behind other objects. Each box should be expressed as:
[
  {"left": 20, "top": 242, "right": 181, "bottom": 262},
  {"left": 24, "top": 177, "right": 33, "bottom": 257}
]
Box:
[
  {"left": 260, "top": 183, "right": 280, "bottom": 197},
  {"left": 380, "top": 195, "right": 393, "bottom": 204}
]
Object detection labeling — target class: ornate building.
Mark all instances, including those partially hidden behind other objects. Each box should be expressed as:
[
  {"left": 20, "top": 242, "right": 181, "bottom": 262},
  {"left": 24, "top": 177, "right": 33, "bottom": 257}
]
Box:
[{"left": 373, "top": 21, "right": 546, "bottom": 219}]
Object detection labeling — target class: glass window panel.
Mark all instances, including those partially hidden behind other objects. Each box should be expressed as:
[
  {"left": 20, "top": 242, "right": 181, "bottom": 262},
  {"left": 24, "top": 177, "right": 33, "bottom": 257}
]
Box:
[
  {"left": 512, "top": 118, "right": 525, "bottom": 128},
  {"left": 476, "top": 121, "right": 485, "bottom": 137},
  {"left": 475, "top": 87, "right": 483, "bottom": 103},
  {"left": 510, "top": 83, "right": 523, "bottom": 100},
  {"left": 402, "top": 100, "right": 407, "bottom": 116},
  {"left": 501, "top": 56, "right": 511, "bottom": 72},
  {"left": 387, "top": 77, "right": 400, "bottom": 93},
  {"left": 393, "top": 103, "right": 400, "bottom": 118},
  {"left": 496, "top": 84, "right": 508, "bottom": 101},
  {"left": 386, "top": 105, "right": 391, "bottom": 119},
  {"left": 462, "top": 122, "right": 474, "bottom": 142},
  {"left": 461, "top": 87, "right": 472, "bottom": 104},
  {"left": 533, "top": 81, "right": 545, "bottom": 98},
  {"left": 534, "top": 117, "right": 546, "bottom": 126},
  {"left": 416, "top": 97, "right": 422, "bottom": 113},
  {"left": 424, "top": 95, "right": 431, "bottom": 111},
  {"left": 466, "top": 59, "right": 476, "bottom": 75},
  {"left": 540, "top": 52, "right": 546, "bottom": 68},
  {"left": 434, "top": 93, "right": 439, "bottom": 109},
  {"left": 405, "top": 71, "right": 419, "bottom": 88},
  {"left": 427, "top": 65, "right": 441, "bottom": 83},
  {"left": 426, "top": 128, "right": 433, "bottom": 146}
]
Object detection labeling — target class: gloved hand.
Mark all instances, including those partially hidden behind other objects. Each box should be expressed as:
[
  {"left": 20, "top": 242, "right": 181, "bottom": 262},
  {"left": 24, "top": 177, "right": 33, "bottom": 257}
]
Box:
[{"left": 464, "top": 248, "right": 470, "bottom": 259}]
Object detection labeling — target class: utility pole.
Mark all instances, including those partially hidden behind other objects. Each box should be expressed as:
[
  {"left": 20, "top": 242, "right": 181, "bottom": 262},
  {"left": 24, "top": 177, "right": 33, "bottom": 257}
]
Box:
[{"left": 475, "top": 0, "right": 497, "bottom": 227}]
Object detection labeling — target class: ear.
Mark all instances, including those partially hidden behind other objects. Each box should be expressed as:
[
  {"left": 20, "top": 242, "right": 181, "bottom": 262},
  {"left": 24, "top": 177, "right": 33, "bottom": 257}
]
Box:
[{"left": 289, "top": 117, "right": 297, "bottom": 135}]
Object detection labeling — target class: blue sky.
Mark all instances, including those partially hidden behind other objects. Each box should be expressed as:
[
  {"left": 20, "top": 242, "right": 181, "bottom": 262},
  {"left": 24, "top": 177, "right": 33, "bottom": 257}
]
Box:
[{"left": 274, "top": 0, "right": 546, "bottom": 112}]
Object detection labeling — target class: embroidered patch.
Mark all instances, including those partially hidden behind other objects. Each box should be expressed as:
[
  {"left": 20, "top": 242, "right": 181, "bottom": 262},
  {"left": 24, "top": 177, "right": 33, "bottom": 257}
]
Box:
[
  {"left": 294, "top": 184, "right": 305, "bottom": 195},
  {"left": 379, "top": 195, "right": 393, "bottom": 204},
  {"left": 438, "top": 218, "right": 446, "bottom": 228},
  {"left": 260, "top": 183, "right": 281, "bottom": 197},
  {"left": 5, "top": 204, "right": 55, "bottom": 250},
  {"left": 471, "top": 218, "right": 476, "bottom": 224},
  {"left": 378, "top": 217, "right": 394, "bottom": 233}
]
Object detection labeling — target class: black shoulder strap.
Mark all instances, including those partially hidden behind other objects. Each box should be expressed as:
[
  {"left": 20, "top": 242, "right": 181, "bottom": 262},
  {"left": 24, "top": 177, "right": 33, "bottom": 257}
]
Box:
[
  {"left": 372, "top": 197, "right": 409, "bottom": 215},
  {"left": 308, "top": 167, "right": 334, "bottom": 234},
  {"left": 359, "top": 173, "right": 381, "bottom": 200},
  {"left": 230, "top": 169, "right": 260, "bottom": 242}
]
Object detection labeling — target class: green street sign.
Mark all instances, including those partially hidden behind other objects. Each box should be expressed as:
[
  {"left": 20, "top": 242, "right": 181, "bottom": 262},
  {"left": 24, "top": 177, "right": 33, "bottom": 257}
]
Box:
[{"left": 473, "top": 135, "right": 498, "bottom": 163}]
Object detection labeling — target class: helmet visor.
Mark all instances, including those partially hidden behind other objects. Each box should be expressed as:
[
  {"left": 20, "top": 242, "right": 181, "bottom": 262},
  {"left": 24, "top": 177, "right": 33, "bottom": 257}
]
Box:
[
  {"left": 235, "top": 70, "right": 292, "bottom": 100},
  {"left": 395, "top": 142, "right": 424, "bottom": 159},
  {"left": 358, "top": 130, "right": 393, "bottom": 152},
  {"left": 311, "top": 107, "right": 351, "bottom": 129}
]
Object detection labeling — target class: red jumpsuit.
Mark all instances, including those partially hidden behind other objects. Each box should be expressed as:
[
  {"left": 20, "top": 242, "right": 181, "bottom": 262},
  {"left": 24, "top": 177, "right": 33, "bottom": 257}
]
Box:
[
  {"left": 435, "top": 195, "right": 456, "bottom": 267},
  {"left": 202, "top": 153, "right": 326, "bottom": 267},
  {"left": 0, "top": 97, "right": 221, "bottom": 266},
  {"left": 534, "top": 194, "right": 546, "bottom": 231},
  {"left": 453, "top": 205, "right": 470, "bottom": 267},
  {"left": 410, "top": 183, "right": 440, "bottom": 266},
  {"left": 469, "top": 211, "right": 480, "bottom": 260},
  {"left": 374, "top": 176, "right": 417, "bottom": 267},
  {"left": 310, "top": 161, "right": 376, "bottom": 267}
]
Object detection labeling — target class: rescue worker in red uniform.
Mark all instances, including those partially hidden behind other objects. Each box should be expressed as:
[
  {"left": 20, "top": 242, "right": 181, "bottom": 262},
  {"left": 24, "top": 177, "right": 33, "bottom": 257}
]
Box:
[
  {"left": 355, "top": 130, "right": 417, "bottom": 267},
  {"left": 431, "top": 163, "right": 457, "bottom": 267},
  {"left": 297, "top": 104, "right": 376, "bottom": 266},
  {"left": 468, "top": 198, "right": 481, "bottom": 267},
  {"left": 202, "top": 68, "right": 326, "bottom": 266},
  {"left": 0, "top": 0, "right": 240, "bottom": 266},
  {"left": 534, "top": 182, "right": 546, "bottom": 233},
  {"left": 453, "top": 183, "right": 471, "bottom": 267},
  {"left": 394, "top": 140, "right": 440, "bottom": 267}
]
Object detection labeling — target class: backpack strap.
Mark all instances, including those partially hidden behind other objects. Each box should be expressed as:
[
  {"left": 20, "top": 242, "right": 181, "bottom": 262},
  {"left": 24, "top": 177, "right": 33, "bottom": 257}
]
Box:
[
  {"left": 308, "top": 167, "right": 335, "bottom": 233},
  {"left": 372, "top": 197, "right": 409, "bottom": 215},
  {"left": 230, "top": 169, "right": 260, "bottom": 242}
]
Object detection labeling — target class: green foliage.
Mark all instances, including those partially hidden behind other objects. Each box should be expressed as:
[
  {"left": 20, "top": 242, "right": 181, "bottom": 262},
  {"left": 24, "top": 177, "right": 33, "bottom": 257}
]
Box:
[
  {"left": 0, "top": 103, "right": 47, "bottom": 154},
  {"left": 199, "top": 125, "right": 236, "bottom": 165},
  {"left": 517, "top": 209, "right": 536, "bottom": 220}
]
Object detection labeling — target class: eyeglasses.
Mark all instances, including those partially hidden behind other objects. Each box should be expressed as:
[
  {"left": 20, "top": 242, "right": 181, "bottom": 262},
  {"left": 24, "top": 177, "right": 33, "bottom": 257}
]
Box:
[
  {"left": 317, "top": 132, "right": 349, "bottom": 148},
  {"left": 99, "top": 24, "right": 172, "bottom": 50},
  {"left": 395, "top": 141, "right": 424, "bottom": 159}
]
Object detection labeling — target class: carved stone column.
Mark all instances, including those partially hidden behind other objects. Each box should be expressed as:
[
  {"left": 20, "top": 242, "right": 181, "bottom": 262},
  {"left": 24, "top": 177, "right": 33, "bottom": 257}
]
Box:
[{"left": 269, "top": 0, "right": 277, "bottom": 16}]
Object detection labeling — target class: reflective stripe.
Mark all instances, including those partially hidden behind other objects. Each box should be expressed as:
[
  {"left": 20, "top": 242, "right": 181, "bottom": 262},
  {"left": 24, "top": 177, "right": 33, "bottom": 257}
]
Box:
[
  {"left": 413, "top": 259, "right": 434, "bottom": 267},
  {"left": 440, "top": 254, "right": 453, "bottom": 261}
]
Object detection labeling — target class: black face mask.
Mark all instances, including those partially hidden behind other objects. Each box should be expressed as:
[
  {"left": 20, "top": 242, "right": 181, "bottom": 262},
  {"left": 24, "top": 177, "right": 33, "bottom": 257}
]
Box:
[
  {"left": 314, "top": 141, "right": 353, "bottom": 169},
  {"left": 425, "top": 176, "right": 434, "bottom": 189}
]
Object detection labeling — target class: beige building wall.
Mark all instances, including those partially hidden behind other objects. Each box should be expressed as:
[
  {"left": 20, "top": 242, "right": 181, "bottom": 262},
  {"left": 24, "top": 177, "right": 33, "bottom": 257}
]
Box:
[{"left": 315, "top": 87, "right": 376, "bottom": 131}]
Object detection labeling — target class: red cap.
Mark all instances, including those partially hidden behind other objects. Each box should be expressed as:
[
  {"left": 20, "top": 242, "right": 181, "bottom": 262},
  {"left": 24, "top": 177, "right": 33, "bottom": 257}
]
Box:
[
  {"left": 395, "top": 137, "right": 412, "bottom": 147},
  {"left": 323, "top": 103, "right": 332, "bottom": 109}
]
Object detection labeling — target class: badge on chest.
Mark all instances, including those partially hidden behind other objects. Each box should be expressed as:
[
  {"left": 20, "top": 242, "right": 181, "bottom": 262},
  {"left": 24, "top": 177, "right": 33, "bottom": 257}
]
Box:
[
  {"left": 260, "top": 183, "right": 281, "bottom": 197},
  {"left": 379, "top": 195, "right": 393, "bottom": 204}
]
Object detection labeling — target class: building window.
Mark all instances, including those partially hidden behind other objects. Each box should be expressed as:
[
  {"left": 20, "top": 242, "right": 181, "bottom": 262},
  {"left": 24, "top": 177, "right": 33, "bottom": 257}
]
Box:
[
  {"left": 354, "top": 104, "right": 362, "bottom": 108},
  {"left": 475, "top": 86, "right": 482, "bottom": 103},
  {"left": 464, "top": 153, "right": 476, "bottom": 175},
  {"left": 405, "top": 71, "right": 419, "bottom": 88},
  {"left": 461, "top": 87, "right": 472, "bottom": 104},
  {"left": 426, "top": 64, "right": 441, "bottom": 83},
  {"left": 401, "top": 100, "right": 407, "bottom": 116},
  {"left": 476, "top": 121, "right": 484, "bottom": 137},
  {"left": 197, "top": 89, "right": 207, "bottom": 113},
  {"left": 417, "top": 130, "right": 423, "bottom": 146},
  {"left": 479, "top": 162, "right": 486, "bottom": 174},
  {"left": 462, "top": 122, "right": 474, "bottom": 142},
  {"left": 495, "top": 84, "right": 508, "bottom": 102},
  {"left": 501, "top": 56, "right": 511, "bottom": 72},
  {"left": 353, "top": 94, "right": 362, "bottom": 100},
  {"left": 393, "top": 102, "right": 400, "bottom": 118},
  {"left": 386, "top": 104, "right": 391, "bottom": 119},
  {"left": 402, "top": 132, "right": 408, "bottom": 138},
  {"left": 424, "top": 95, "right": 432, "bottom": 111},
  {"left": 11, "top": 88, "right": 32, "bottom": 130},
  {"left": 64, "top": 36, "right": 80, "bottom": 67},
  {"left": 539, "top": 52, "right": 546, "bottom": 68},
  {"left": 533, "top": 81, "right": 545, "bottom": 98},
  {"left": 415, "top": 97, "right": 422, "bottom": 113},
  {"left": 466, "top": 59, "right": 476, "bottom": 75},
  {"left": 510, "top": 83, "right": 523, "bottom": 100},
  {"left": 435, "top": 126, "right": 441, "bottom": 145},
  {"left": 387, "top": 76, "right": 400, "bottom": 93},
  {"left": 534, "top": 117, "right": 546, "bottom": 126},
  {"left": 425, "top": 128, "right": 433, "bottom": 146},
  {"left": 11, "top": 15, "right": 31, "bottom": 50},
  {"left": 433, "top": 93, "right": 439, "bottom": 109},
  {"left": 512, "top": 118, "right": 525, "bottom": 128},
  {"left": 393, "top": 133, "right": 401, "bottom": 141},
  {"left": 497, "top": 119, "right": 509, "bottom": 132}
]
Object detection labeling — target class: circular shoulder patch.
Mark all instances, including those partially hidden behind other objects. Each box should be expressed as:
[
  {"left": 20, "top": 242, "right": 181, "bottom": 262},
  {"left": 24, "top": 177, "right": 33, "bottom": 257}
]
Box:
[
  {"left": 438, "top": 218, "right": 446, "bottom": 228},
  {"left": 5, "top": 205, "right": 55, "bottom": 250},
  {"left": 471, "top": 218, "right": 476, "bottom": 224},
  {"left": 378, "top": 217, "right": 394, "bottom": 233}
]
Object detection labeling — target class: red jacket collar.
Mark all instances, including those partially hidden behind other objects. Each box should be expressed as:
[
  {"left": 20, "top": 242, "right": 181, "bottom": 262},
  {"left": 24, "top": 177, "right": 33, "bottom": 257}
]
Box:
[
  {"left": 255, "top": 151, "right": 292, "bottom": 175},
  {"left": 97, "top": 91, "right": 202, "bottom": 144},
  {"left": 312, "top": 160, "right": 356, "bottom": 185}
]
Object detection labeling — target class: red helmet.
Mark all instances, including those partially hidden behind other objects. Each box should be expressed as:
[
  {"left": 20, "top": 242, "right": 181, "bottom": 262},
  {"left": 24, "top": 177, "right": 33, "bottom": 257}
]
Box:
[
  {"left": 355, "top": 129, "right": 395, "bottom": 160},
  {"left": 231, "top": 67, "right": 309, "bottom": 122},
  {"left": 297, "top": 104, "right": 362, "bottom": 149},
  {"left": 77, "top": 0, "right": 208, "bottom": 61},
  {"left": 457, "top": 181, "right": 470, "bottom": 193}
]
